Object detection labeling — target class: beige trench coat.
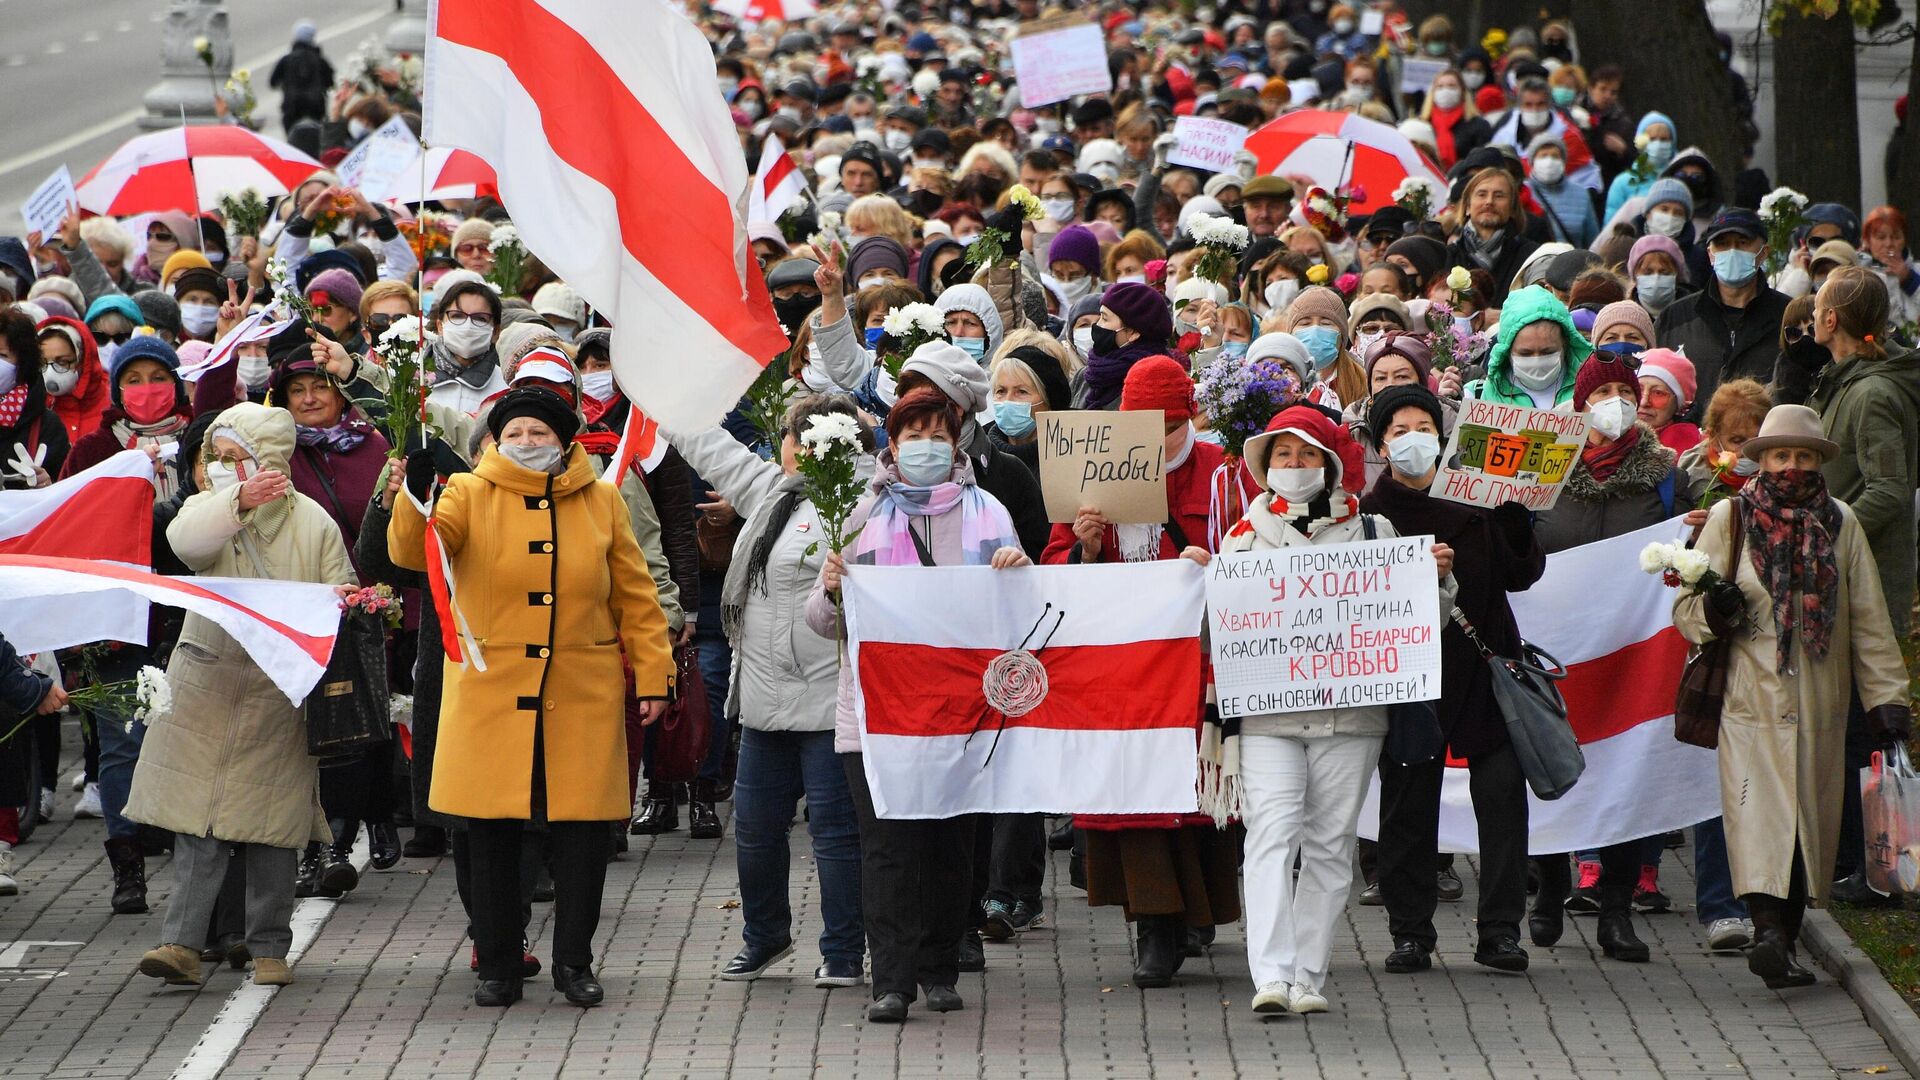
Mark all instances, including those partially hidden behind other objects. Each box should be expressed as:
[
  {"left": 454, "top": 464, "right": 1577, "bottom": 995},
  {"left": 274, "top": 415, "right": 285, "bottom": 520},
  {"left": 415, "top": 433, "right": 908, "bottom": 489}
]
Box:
[
  {"left": 1673, "top": 496, "right": 1910, "bottom": 905},
  {"left": 125, "top": 403, "right": 356, "bottom": 849}
]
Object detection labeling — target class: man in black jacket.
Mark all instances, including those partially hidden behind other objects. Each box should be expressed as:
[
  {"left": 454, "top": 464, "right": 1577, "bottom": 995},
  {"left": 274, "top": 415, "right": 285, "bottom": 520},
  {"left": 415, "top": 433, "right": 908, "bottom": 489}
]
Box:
[
  {"left": 1446, "top": 167, "right": 1539, "bottom": 307},
  {"left": 1655, "top": 208, "right": 1789, "bottom": 420},
  {"left": 1, "top": 632, "right": 67, "bottom": 895}
]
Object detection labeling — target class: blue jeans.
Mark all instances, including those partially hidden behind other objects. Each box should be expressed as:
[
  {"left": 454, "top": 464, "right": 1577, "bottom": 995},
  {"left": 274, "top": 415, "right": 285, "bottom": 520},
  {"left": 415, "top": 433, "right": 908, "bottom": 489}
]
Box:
[
  {"left": 1691, "top": 817, "right": 1747, "bottom": 923},
  {"left": 89, "top": 650, "right": 151, "bottom": 841},
  {"left": 696, "top": 633, "right": 733, "bottom": 784},
  {"left": 733, "top": 727, "right": 863, "bottom": 963}
]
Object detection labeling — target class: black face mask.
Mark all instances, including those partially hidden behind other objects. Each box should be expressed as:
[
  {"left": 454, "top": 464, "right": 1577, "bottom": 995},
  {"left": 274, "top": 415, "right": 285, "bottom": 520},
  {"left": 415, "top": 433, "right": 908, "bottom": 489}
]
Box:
[
  {"left": 1089, "top": 324, "right": 1121, "bottom": 356},
  {"left": 771, "top": 293, "right": 821, "bottom": 334}
]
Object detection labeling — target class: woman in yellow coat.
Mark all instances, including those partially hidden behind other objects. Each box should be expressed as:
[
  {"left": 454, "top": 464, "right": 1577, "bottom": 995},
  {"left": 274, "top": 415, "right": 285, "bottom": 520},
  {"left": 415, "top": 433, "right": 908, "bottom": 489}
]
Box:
[{"left": 389, "top": 386, "right": 674, "bottom": 1008}]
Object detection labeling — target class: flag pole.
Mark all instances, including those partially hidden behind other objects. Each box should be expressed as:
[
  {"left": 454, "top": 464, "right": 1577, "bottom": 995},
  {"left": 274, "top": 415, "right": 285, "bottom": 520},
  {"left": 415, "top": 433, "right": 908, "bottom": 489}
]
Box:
[{"left": 182, "top": 103, "right": 207, "bottom": 249}]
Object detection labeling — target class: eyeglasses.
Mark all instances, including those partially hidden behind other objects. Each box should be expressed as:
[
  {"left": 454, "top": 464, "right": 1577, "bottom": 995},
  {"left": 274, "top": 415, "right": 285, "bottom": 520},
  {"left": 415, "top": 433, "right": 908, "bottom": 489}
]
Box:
[
  {"left": 366, "top": 314, "right": 405, "bottom": 334},
  {"left": 1783, "top": 324, "right": 1808, "bottom": 343},
  {"left": 455, "top": 242, "right": 489, "bottom": 257},
  {"left": 93, "top": 329, "right": 134, "bottom": 346},
  {"left": 443, "top": 310, "right": 495, "bottom": 327},
  {"left": 312, "top": 303, "right": 339, "bottom": 318}
]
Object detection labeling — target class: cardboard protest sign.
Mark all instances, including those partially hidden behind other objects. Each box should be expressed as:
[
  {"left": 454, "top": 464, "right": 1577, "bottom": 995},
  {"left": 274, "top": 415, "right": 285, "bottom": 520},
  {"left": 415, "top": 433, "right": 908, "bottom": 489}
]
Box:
[
  {"left": 1168, "top": 117, "right": 1249, "bottom": 173},
  {"left": 1037, "top": 410, "right": 1169, "bottom": 525},
  {"left": 1010, "top": 18, "right": 1112, "bottom": 108},
  {"left": 337, "top": 116, "right": 422, "bottom": 200},
  {"left": 1398, "top": 58, "right": 1448, "bottom": 95},
  {"left": 1206, "top": 536, "right": 1441, "bottom": 719},
  {"left": 20, "top": 166, "right": 75, "bottom": 239},
  {"left": 1432, "top": 399, "right": 1589, "bottom": 511}
]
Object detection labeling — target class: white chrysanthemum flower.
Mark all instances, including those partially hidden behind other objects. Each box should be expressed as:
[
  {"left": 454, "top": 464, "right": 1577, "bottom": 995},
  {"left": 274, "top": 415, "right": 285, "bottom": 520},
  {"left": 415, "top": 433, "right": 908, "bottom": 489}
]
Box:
[
  {"left": 136, "top": 665, "right": 172, "bottom": 722},
  {"left": 1671, "top": 547, "right": 1712, "bottom": 586},
  {"left": 799, "top": 412, "right": 864, "bottom": 453},
  {"left": 1639, "top": 542, "right": 1673, "bottom": 574},
  {"left": 488, "top": 224, "right": 521, "bottom": 252}
]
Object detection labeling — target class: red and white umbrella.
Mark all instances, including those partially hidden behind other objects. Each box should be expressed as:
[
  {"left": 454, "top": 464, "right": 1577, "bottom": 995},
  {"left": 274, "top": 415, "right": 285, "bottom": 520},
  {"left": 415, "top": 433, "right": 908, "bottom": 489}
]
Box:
[
  {"left": 75, "top": 126, "right": 323, "bottom": 215},
  {"left": 370, "top": 147, "right": 500, "bottom": 204},
  {"left": 711, "top": 0, "right": 817, "bottom": 20},
  {"left": 1244, "top": 110, "right": 1444, "bottom": 215}
]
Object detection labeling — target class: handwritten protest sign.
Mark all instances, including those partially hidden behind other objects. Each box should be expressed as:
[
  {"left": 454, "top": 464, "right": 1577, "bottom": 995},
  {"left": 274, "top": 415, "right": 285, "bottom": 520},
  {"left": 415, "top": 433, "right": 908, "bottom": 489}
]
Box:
[
  {"left": 1010, "top": 19, "right": 1112, "bottom": 108},
  {"left": 1432, "top": 399, "right": 1589, "bottom": 511},
  {"left": 1398, "top": 58, "right": 1448, "bottom": 96},
  {"left": 337, "top": 116, "right": 421, "bottom": 200},
  {"left": 1169, "top": 117, "right": 1249, "bottom": 173},
  {"left": 1206, "top": 536, "right": 1441, "bottom": 719},
  {"left": 1037, "top": 409, "right": 1168, "bottom": 525},
  {"left": 20, "top": 166, "right": 75, "bottom": 240}
]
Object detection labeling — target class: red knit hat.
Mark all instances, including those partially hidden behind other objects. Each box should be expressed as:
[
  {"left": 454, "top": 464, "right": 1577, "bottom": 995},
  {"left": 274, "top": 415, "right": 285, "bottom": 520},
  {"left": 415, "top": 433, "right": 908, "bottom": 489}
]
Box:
[
  {"left": 1573, "top": 348, "right": 1642, "bottom": 411},
  {"left": 1243, "top": 405, "right": 1367, "bottom": 495},
  {"left": 1120, "top": 355, "right": 1194, "bottom": 423}
]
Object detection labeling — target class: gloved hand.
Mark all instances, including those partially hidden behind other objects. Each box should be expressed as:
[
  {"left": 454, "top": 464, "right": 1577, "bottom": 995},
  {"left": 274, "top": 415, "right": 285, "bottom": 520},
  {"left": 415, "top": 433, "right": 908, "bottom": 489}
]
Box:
[
  {"left": 1152, "top": 132, "right": 1178, "bottom": 171},
  {"left": 1705, "top": 578, "right": 1747, "bottom": 636},
  {"left": 1232, "top": 149, "right": 1259, "bottom": 184},
  {"left": 404, "top": 448, "right": 439, "bottom": 503},
  {"left": 1865, "top": 704, "right": 1913, "bottom": 747}
]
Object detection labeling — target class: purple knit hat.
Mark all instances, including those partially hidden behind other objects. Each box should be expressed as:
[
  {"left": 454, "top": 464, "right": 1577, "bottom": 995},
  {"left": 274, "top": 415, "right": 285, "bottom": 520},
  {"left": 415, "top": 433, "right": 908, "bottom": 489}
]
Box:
[
  {"left": 1100, "top": 281, "right": 1172, "bottom": 343},
  {"left": 1628, "top": 234, "right": 1688, "bottom": 284},
  {"left": 1047, "top": 225, "right": 1102, "bottom": 278}
]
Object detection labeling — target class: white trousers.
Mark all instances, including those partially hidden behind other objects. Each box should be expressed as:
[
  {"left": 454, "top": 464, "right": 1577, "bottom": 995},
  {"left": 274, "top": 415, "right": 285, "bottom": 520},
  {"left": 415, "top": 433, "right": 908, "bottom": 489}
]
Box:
[{"left": 1239, "top": 732, "right": 1383, "bottom": 992}]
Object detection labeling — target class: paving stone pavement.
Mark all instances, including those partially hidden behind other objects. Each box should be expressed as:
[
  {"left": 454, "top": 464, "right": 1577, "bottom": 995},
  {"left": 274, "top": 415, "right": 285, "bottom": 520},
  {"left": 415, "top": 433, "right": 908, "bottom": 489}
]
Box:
[{"left": 0, "top": 730, "right": 1911, "bottom": 1079}]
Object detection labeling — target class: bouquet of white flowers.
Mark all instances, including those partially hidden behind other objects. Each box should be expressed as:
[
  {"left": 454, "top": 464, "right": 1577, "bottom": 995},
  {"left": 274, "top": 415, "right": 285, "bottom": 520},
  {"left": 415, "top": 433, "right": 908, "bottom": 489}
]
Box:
[
  {"left": 486, "top": 224, "right": 527, "bottom": 294},
  {"left": 1640, "top": 541, "right": 1718, "bottom": 593},
  {"left": 370, "top": 315, "right": 441, "bottom": 454},
  {"left": 1392, "top": 177, "right": 1446, "bottom": 221},
  {"left": 795, "top": 412, "right": 868, "bottom": 560},
  {"left": 1187, "top": 213, "right": 1251, "bottom": 284},
  {"left": 1758, "top": 187, "right": 1809, "bottom": 277},
  {"left": 877, "top": 303, "right": 944, "bottom": 377}
]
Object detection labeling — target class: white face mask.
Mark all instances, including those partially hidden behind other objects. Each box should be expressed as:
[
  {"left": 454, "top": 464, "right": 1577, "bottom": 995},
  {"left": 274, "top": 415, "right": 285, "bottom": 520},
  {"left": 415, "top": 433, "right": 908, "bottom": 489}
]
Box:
[
  {"left": 1532, "top": 156, "right": 1565, "bottom": 185},
  {"left": 882, "top": 128, "right": 912, "bottom": 153},
  {"left": 1431, "top": 86, "right": 1462, "bottom": 110},
  {"left": 1050, "top": 274, "right": 1095, "bottom": 303},
  {"left": 1387, "top": 430, "right": 1442, "bottom": 478},
  {"left": 1264, "top": 278, "right": 1300, "bottom": 313},
  {"left": 1646, "top": 209, "right": 1685, "bottom": 238},
  {"left": 0, "top": 358, "right": 15, "bottom": 396},
  {"left": 777, "top": 106, "right": 804, "bottom": 124},
  {"left": 501, "top": 442, "right": 565, "bottom": 474},
  {"left": 1072, "top": 327, "right": 1094, "bottom": 355},
  {"left": 857, "top": 274, "right": 891, "bottom": 290},
  {"left": 1116, "top": 273, "right": 1147, "bottom": 285},
  {"left": 238, "top": 352, "right": 271, "bottom": 391},
  {"left": 1462, "top": 69, "right": 1487, "bottom": 90},
  {"left": 42, "top": 366, "right": 79, "bottom": 396},
  {"left": 1588, "top": 396, "right": 1636, "bottom": 440},
  {"left": 1520, "top": 108, "right": 1551, "bottom": 128},
  {"left": 1510, "top": 352, "right": 1563, "bottom": 390},
  {"left": 204, "top": 458, "right": 248, "bottom": 494},
  {"left": 1042, "top": 196, "right": 1076, "bottom": 223},
  {"left": 1266, "top": 466, "right": 1327, "bottom": 505},
  {"left": 348, "top": 118, "right": 369, "bottom": 140},
  {"left": 581, "top": 370, "right": 615, "bottom": 401},
  {"left": 1636, "top": 272, "right": 1677, "bottom": 309},
  {"left": 442, "top": 319, "right": 493, "bottom": 360}
]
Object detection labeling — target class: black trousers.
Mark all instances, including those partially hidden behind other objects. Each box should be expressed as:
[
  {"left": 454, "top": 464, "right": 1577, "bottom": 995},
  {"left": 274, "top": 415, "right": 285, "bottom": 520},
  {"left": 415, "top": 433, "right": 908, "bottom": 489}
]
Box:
[
  {"left": 1535, "top": 839, "right": 1638, "bottom": 915},
  {"left": 1834, "top": 693, "right": 1872, "bottom": 881},
  {"left": 452, "top": 825, "right": 544, "bottom": 941},
  {"left": 973, "top": 813, "right": 1047, "bottom": 913},
  {"left": 1379, "top": 741, "right": 1530, "bottom": 948},
  {"left": 843, "top": 753, "right": 974, "bottom": 1001},
  {"left": 466, "top": 818, "right": 608, "bottom": 981}
]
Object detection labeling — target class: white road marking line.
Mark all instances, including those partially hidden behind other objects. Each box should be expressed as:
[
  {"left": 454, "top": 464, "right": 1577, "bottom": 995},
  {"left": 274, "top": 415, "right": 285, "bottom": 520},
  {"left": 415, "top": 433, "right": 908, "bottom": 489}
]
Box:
[
  {"left": 44, "top": 42, "right": 65, "bottom": 55},
  {"left": 168, "top": 832, "right": 371, "bottom": 1080},
  {"left": 82, "top": 31, "right": 101, "bottom": 44}
]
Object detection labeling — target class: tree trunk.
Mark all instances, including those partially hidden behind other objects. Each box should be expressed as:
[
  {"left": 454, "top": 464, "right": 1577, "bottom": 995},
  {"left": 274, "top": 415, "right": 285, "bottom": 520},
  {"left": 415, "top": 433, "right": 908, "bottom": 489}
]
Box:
[
  {"left": 1773, "top": 9, "right": 1862, "bottom": 207},
  {"left": 1897, "top": 29, "right": 1920, "bottom": 228},
  {"left": 1578, "top": 0, "right": 1746, "bottom": 186}
]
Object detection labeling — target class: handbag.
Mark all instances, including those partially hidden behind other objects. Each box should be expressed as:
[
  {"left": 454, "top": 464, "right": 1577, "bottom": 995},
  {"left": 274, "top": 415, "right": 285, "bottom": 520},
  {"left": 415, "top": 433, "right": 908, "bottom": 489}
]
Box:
[
  {"left": 639, "top": 644, "right": 711, "bottom": 784},
  {"left": 1452, "top": 607, "right": 1583, "bottom": 800},
  {"left": 1673, "top": 499, "right": 1745, "bottom": 749},
  {"left": 304, "top": 610, "right": 393, "bottom": 761}
]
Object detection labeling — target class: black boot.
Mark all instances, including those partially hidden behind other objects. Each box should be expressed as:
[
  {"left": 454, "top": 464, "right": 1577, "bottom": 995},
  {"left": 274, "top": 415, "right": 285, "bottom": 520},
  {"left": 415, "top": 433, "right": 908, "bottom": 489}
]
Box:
[
  {"left": 1596, "top": 872, "right": 1649, "bottom": 963},
  {"left": 629, "top": 782, "right": 678, "bottom": 835},
  {"left": 1529, "top": 856, "right": 1566, "bottom": 946},
  {"left": 1748, "top": 895, "right": 1816, "bottom": 989},
  {"left": 319, "top": 819, "right": 360, "bottom": 896},
  {"left": 104, "top": 837, "right": 148, "bottom": 915},
  {"left": 368, "top": 822, "right": 401, "bottom": 870},
  {"left": 1047, "top": 818, "right": 1075, "bottom": 851},
  {"left": 403, "top": 825, "right": 449, "bottom": 858},
  {"left": 1132, "top": 916, "right": 1179, "bottom": 988},
  {"left": 687, "top": 779, "right": 724, "bottom": 840},
  {"left": 295, "top": 842, "right": 325, "bottom": 898}
]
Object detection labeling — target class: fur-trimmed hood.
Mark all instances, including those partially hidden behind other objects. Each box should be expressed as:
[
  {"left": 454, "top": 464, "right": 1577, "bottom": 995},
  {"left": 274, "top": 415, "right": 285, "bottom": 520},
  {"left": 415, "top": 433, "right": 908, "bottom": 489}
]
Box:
[{"left": 1562, "top": 423, "right": 1676, "bottom": 502}]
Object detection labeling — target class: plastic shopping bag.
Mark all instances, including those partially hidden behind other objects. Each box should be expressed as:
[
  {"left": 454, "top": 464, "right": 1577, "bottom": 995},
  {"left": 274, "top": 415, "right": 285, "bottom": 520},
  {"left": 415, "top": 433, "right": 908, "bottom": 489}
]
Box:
[{"left": 1860, "top": 744, "right": 1920, "bottom": 897}]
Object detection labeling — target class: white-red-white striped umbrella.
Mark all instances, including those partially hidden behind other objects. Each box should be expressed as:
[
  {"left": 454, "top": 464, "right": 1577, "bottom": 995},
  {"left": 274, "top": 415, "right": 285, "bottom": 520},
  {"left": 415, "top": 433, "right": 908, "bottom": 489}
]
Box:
[
  {"left": 370, "top": 147, "right": 500, "bottom": 204},
  {"left": 1244, "top": 109, "right": 1444, "bottom": 215},
  {"left": 711, "top": 0, "right": 817, "bottom": 20},
  {"left": 75, "top": 126, "right": 324, "bottom": 215}
]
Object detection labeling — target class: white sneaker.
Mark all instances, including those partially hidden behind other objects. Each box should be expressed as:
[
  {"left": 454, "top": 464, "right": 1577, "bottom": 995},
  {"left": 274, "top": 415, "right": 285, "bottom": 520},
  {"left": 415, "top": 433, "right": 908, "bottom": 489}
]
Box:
[
  {"left": 1287, "top": 983, "right": 1328, "bottom": 1014},
  {"left": 1252, "top": 982, "right": 1290, "bottom": 1014},
  {"left": 70, "top": 770, "right": 86, "bottom": 793},
  {"left": 36, "top": 788, "right": 55, "bottom": 821},
  {"left": 1707, "top": 917, "right": 1753, "bottom": 951},
  {"left": 73, "top": 783, "right": 103, "bottom": 820},
  {"left": 0, "top": 842, "right": 17, "bottom": 896}
]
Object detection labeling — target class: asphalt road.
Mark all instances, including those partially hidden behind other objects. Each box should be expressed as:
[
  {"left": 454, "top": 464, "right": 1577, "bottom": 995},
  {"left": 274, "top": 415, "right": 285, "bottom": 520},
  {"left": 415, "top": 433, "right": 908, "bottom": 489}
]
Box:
[{"left": 0, "top": 0, "right": 399, "bottom": 220}]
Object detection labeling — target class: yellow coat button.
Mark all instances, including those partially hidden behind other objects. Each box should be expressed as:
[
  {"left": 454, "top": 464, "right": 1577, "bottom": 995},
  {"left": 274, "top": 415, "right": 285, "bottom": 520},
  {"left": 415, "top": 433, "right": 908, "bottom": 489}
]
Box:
[
  {"left": 542, "top": 593, "right": 553, "bottom": 604},
  {"left": 538, "top": 499, "right": 550, "bottom": 509},
  {"left": 545, "top": 700, "right": 556, "bottom": 711},
  {"left": 538, "top": 647, "right": 550, "bottom": 658},
  {"left": 542, "top": 542, "right": 553, "bottom": 553}
]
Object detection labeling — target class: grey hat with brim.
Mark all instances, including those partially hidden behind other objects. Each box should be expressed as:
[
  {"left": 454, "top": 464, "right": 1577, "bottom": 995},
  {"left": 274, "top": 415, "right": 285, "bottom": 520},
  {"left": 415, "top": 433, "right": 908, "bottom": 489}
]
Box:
[{"left": 1739, "top": 404, "right": 1839, "bottom": 462}]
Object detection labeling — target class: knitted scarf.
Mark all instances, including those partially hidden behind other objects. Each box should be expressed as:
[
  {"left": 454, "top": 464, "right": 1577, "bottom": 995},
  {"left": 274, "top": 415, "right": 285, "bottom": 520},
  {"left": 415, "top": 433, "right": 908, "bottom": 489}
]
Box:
[
  {"left": 849, "top": 456, "right": 1019, "bottom": 568},
  {"left": 1580, "top": 424, "right": 1641, "bottom": 483},
  {"left": 1080, "top": 338, "right": 1163, "bottom": 410},
  {"left": 1742, "top": 468, "right": 1840, "bottom": 674}
]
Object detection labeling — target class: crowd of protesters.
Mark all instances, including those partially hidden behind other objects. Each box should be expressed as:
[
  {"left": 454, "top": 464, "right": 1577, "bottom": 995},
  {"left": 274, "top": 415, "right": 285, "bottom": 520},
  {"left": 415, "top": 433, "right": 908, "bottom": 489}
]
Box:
[{"left": 0, "top": 0, "right": 1915, "bottom": 1023}]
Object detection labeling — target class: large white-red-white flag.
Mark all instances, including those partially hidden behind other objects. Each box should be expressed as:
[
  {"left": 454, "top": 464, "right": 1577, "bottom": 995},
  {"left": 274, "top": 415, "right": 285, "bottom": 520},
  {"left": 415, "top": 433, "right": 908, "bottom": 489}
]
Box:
[
  {"left": 845, "top": 562, "right": 1207, "bottom": 819},
  {"left": 1359, "top": 516, "right": 1722, "bottom": 853},
  {"left": 746, "top": 133, "right": 807, "bottom": 228},
  {"left": 425, "top": 0, "right": 790, "bottom": 429}
]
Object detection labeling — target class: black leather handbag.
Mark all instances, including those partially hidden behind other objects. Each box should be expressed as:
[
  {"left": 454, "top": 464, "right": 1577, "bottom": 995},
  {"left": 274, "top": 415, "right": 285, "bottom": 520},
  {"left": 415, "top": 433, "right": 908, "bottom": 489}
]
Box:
[{"left": 304, "top": 610, "right": 392, "bottom": 761}]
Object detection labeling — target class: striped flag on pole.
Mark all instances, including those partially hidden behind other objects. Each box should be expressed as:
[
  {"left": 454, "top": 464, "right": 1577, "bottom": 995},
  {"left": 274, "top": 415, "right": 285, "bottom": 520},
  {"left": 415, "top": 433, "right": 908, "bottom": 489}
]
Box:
[
  {"left": 746, "top": 133, "right": 807, "bottom": 228},
  {"left": 426, "top": 0, "right": 790, "bottom": 430},
  {"left": 845, "top": 562, "right": 1207, "bottom": 819},
  {"left": 1359, "top": 516, "right": 1722, "bottom": 853},
  {"left": 608, "top": 404, "right": 666, "bottom": 487}
]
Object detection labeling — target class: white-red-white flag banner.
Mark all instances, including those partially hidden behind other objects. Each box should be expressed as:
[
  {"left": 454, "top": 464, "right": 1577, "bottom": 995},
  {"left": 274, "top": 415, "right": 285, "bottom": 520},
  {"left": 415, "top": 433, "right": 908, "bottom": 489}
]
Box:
[
  {"left": 845, "top": 562, "right": 1207, "bottom": 819},
  {"left": 746, "top": 133, "right": 807, "bottom": 228},
  {"left": 0, "top": 450, "right": 160, "bottom": 644},
  {"left": 425, "top": 0, "right": 790, "bottom": 429},
  {"left": 609, "top": 404, "right": 666, "bottom": 486},
  {"left": 0, "top": 555, "right": 341, "bottom": 704},
  {"left": 1358, "top": 516, "right": 1722, "bottom": 853}
]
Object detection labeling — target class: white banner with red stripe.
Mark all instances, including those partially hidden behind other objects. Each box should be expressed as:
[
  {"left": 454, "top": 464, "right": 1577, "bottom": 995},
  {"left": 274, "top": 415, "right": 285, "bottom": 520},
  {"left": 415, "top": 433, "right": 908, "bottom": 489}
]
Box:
[
  {"left": 0, "top": 556, "right": 341, "bottom": 704},
  {"left": 0, "top": 450, "right": 160, "bottom": 643},
  {"left": 845, "top": 562, "right": 1207, "bottom": 819},
  {"left": 425, "top": 0, "right": 789, "bottom": 430},
  {"left": 1358, "top": 516, "right": 1722, "bottom": 853}
]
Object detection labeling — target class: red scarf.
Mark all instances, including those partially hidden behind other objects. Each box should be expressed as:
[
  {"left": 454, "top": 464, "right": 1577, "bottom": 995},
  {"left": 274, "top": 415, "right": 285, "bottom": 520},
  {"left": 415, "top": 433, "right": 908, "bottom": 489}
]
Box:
[
  {"left": 1430, "top": 106, "right": 1464, "bottom": 166},
  {"left": 0, "top": 384, "right": 27, "bottom": 427},
  {"left": 1580, "top": 425, "right": 1641, "bottom": 484}
]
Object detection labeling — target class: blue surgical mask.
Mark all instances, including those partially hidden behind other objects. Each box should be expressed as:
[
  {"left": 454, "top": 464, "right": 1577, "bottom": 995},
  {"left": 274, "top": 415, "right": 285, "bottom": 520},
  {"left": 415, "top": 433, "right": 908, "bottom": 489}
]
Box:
[
  {"left": 864, "top": 326, "right": 885, "bottom": 349},
  {"left": 895, "top": 438, "right": 955, "bottom": 486},
  {"left": 1711, "top": 247, "right": 1759, "bottom": 286},
  {"left": 1218, "top": 340, "right": 1249, "bottom": 362},
  {"left": 1551, "top": 86, "right": 1576, "bottom": 107},
  {"left": 1645, "top": 139, "right": 1674, "bottom": 167},
  {"left": 992, "top": 400, "right": 1035, "bottom": 438},
  {"left": 953, "top": 335, "right": 988, "bottom": 363},
  {"left": 1295, "top": 325, "right": 1342, "bottom": 369}
]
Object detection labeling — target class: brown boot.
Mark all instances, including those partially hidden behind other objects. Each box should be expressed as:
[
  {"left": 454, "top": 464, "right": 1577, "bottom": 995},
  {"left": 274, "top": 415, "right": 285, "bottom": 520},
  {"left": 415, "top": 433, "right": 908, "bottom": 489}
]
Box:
[{"left": 137, "top": 944, "right": 203, "bottom": 985}]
